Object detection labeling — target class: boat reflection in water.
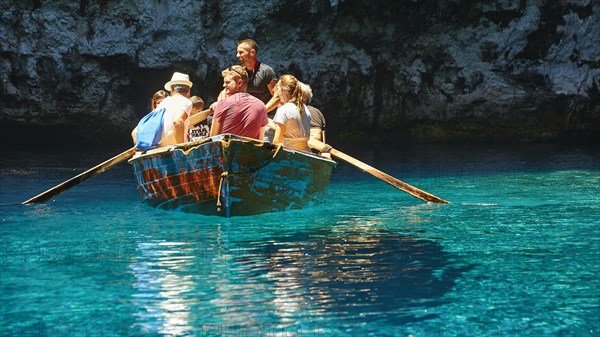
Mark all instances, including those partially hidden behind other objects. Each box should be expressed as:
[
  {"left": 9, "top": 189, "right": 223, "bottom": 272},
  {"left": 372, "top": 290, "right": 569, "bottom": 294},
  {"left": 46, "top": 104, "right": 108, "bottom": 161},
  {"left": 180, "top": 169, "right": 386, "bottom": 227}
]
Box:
[
  {"left": 125, "top": 220, "right": 473, "bottom": 334},
  {"left": 241, "top": 229, "right": 475, "bottom": 325}
]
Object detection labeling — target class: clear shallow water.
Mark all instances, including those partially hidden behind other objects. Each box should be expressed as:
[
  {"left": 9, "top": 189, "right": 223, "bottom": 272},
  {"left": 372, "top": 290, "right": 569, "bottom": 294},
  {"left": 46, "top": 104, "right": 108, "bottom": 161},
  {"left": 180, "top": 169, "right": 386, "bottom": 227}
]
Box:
[{"left": 1, "top": 143, "right": 598, "bottom": 336}]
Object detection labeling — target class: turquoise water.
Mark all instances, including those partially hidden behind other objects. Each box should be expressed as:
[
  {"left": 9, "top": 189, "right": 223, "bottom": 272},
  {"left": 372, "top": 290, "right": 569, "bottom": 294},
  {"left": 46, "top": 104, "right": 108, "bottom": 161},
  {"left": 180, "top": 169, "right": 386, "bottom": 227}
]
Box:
[{"left": 1, "top": 142, "right": 598, "bottom": 336}]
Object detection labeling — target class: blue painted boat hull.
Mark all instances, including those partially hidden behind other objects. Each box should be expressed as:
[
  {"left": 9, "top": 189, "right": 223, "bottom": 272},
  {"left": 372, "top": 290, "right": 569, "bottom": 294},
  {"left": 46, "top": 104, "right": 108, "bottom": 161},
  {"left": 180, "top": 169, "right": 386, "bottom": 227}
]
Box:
[{"left": 129, "top": 134, "right": 336, "bottom": 216}]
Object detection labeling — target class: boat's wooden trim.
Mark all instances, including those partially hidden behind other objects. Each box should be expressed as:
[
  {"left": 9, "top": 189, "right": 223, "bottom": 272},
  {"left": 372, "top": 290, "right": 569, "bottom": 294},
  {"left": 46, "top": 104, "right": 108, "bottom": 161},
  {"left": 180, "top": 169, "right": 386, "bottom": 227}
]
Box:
[{"left": 130, "top": 134, "right": 335, "bottom": 164}]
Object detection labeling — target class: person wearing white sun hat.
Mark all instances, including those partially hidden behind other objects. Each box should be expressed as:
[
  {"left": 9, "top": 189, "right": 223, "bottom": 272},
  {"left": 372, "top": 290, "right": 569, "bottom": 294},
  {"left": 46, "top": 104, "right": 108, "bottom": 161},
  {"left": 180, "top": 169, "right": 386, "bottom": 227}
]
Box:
[
  {"left": 164, "top": 71, "right": 193, "bottom": 91},
  {"left": 157, "top": 72, "right": 194, "bottom": 145}
]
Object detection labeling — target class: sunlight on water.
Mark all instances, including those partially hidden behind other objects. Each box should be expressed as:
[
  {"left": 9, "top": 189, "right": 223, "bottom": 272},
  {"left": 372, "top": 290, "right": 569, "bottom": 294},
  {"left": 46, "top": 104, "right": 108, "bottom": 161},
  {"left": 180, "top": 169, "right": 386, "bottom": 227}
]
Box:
[
  {"left": 1, "top": 143, "right": 598, "bottom": 336},
  {"left": 127, "top": 241, "right": 194, "bottom": 335}
]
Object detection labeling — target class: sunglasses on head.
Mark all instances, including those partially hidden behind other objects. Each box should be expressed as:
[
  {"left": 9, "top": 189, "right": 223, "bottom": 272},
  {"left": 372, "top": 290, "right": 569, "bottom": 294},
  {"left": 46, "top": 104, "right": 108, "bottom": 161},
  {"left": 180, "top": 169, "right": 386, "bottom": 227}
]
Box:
[{"left": 228, "top": 66, "right": 245, "bottom": 78}]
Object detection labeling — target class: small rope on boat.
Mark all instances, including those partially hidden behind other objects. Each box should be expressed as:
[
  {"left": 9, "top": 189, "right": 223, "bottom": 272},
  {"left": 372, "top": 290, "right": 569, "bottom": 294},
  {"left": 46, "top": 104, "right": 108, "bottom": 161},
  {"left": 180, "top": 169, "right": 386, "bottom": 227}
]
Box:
[
  {"left": 216, "top": 171, "right": 228, "bottom": 212},
  {"left": 320, "top": 143, "right": 333, "bottom": 153}
]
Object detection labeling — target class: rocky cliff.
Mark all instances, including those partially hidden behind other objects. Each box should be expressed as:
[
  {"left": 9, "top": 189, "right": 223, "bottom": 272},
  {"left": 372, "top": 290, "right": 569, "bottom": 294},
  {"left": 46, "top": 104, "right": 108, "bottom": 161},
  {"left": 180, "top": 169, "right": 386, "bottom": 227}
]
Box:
[{"left": 1, "top": 0, "right": 598, "bottom": 146}]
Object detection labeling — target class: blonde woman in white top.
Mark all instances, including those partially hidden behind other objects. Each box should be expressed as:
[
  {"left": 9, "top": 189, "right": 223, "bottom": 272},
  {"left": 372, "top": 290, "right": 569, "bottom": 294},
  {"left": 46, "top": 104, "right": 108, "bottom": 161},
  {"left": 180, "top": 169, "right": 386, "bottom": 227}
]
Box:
[{"left": 272, "top": 74, "right": 312, "bottom": 151}]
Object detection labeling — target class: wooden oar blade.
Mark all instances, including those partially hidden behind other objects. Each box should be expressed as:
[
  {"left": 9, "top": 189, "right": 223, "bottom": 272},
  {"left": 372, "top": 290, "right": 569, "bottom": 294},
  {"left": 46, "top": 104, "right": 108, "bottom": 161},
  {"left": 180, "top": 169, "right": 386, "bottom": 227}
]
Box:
[
  {"left": 308, "top": 139, "right": 450, "bottom": 204},
  {"left": 332, "top": 148, "right": 449, "bottom": 203},
  {"left": 22, "top": 147, "right": 137, "bottom": 205}
]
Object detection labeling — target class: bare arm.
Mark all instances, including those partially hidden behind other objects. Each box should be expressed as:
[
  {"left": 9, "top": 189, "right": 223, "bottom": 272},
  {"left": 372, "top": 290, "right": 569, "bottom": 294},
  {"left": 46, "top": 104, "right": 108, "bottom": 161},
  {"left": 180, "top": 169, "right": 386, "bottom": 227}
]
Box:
[
  {"left": 173, "top": 110, "right": 188, "bottom": 144},
  {"left": 265, "top": 81, "right": 280, "bottom": 112},
  {"left": 210, "top": 118, "right": 221, "bottom": 137},
  {"left": 310, "top": 127, "right": 323, "bottom": 141},
  {"left": 273, "top": 122, "right": 285, "bottom": 144},
  {"left": 268, "top": 79, "right": 277, "bottom": 95},
  {"left": 258, "top": 126, "right": 265, "bottom": 140},
  {"left": 265, "top": 97, "right": 280, "bottom": 113},
  {"left": 131, "top": 126, "right": 138, "bottom": 144}
]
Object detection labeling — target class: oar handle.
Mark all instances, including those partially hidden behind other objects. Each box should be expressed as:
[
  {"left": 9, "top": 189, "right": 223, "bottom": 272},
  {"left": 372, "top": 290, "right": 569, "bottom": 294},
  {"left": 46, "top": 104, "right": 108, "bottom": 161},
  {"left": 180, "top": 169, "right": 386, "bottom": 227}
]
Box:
[{"left": 188, "top": 108, "right": 213, "bottom": 126}]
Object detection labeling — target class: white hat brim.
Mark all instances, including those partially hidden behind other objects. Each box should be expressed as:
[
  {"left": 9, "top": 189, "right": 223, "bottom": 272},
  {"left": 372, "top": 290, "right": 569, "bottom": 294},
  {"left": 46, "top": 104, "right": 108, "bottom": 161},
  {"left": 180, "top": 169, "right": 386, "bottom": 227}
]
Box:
[{"left": 164, "top": 80, "right": 193, "bottom": 91}]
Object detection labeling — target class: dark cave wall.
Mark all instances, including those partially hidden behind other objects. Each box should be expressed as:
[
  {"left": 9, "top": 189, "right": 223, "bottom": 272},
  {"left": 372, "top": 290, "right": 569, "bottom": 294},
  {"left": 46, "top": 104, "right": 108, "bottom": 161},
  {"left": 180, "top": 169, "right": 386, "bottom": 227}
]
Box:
[{"left": 1, "top": 0, "right": 598, "bottom": 145}]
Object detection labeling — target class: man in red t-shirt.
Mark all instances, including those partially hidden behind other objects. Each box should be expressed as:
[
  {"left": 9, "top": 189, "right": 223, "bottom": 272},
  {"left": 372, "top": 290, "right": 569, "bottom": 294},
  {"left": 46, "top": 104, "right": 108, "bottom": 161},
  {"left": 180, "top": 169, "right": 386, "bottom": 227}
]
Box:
[{"left": 210, "top": 65, "right": 268, "bottom": 140}]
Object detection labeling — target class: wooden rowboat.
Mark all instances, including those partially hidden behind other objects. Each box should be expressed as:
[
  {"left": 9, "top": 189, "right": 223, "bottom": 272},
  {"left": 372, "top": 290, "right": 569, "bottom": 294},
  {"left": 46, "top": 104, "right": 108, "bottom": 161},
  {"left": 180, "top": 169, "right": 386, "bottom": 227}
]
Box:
[
  {"left": 128, "top": 134, "right": 336, "bottom": 217},
  {"left": 22, "top": 109, "right": 446, "bottom": 207}
]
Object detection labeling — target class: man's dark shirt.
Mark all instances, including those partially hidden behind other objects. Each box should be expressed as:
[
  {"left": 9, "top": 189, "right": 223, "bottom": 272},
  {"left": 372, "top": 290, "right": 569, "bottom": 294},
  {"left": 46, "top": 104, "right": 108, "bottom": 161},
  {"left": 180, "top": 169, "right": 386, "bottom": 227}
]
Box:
[
  {"left": 307, "top": 105, "right": 325, "bottom": 129},
  {"left": 246, "top": 62, "right": 277, "bottom": 104}
]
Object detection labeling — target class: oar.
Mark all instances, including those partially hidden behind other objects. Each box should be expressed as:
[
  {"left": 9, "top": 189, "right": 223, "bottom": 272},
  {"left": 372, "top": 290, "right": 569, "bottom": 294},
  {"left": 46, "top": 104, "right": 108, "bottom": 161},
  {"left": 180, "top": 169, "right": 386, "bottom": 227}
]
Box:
[
  {"left": 188, "top": 108, "right": 213, "bottom": 126},
  {"left": 22, "top": 147, "right": 137, "bottom": 204},
  {"left": 307, "top": 138, "right": 450, "bottom": 204},
  {"left": 23, "top": 108, "right": 213, "bottom": 205}
]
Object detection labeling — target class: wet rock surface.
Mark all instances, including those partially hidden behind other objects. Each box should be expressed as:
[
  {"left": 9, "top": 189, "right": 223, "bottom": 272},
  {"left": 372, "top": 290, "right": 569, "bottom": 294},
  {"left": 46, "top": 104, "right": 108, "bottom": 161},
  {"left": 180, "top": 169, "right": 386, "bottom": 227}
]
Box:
[{"left": 1, "top": 0, "right": 598, "bottom": 146}]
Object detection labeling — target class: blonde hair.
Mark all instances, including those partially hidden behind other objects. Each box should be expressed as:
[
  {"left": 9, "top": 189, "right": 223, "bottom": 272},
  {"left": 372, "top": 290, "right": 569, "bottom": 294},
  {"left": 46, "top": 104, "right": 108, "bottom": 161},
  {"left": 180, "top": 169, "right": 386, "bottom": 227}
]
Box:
[
  {"left": 278, "top": 75, "right": 304, "bottom": 116},
  {"left": 221, "top": 65, "right": 248, "bottom": 82},
  {"left": 298, "top": 82, "right": 313, "bottom": 104}
]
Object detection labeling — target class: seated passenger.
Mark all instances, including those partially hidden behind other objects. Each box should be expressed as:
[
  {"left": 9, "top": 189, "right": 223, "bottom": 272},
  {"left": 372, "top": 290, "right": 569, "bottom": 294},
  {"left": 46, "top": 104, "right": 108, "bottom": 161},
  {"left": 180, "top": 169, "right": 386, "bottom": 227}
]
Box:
[
  {"left": 158, "top": 72, "right": 193, "bottom": 145},
  {"left": 131, "top": 89, "right": 169, "bottom": 144},
  {"left": 151, "top": 90, "right": 168, "bottom": 110},
  {"left": 187, "top": 95, "right": 210, "bottom": 141},
  {"left": 209, "top": 65, "right": 267, "bottom": 140},
  {"left": 272, "top": 75, "right": 311, "bottom": 151},
  {"left": 298, "top": 82, "right": 326, "bottom": 143}
]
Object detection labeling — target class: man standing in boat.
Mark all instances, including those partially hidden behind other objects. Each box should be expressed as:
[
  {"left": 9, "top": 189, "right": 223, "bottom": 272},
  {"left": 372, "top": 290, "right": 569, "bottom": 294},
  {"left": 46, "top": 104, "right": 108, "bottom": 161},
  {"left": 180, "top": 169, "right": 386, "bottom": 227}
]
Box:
[
  {"left": 210, "top": 65, "right": 268, "bottom": 140},
  {"left": 236, "top": 39, "right": 278, "bottom": 109},
  {"left": 235, "top": 39, "right": 283, "bottom": 142}
]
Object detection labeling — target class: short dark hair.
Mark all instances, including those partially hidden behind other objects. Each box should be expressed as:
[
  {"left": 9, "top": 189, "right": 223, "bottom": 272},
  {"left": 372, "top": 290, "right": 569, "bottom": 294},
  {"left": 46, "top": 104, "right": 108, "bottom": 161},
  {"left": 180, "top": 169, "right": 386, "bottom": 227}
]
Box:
[
  {"left": 238, "top": 39, "right": 258, "bottom": 53},
  {"left": 172, "top": 84, "right": 190, "bottom": 95}
]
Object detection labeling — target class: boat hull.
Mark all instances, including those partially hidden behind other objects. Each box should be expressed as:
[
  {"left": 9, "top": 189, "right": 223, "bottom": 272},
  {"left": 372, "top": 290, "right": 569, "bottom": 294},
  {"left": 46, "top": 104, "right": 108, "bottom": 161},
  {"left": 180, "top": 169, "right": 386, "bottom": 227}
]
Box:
[{"left": 129, "top": 134, "right": 335, "bottom": 216}]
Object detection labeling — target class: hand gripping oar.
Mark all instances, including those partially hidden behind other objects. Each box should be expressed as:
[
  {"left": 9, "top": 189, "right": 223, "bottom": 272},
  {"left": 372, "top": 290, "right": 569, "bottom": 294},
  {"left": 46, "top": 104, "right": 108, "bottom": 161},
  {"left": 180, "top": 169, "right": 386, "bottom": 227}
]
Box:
[
  {"left": 22, "top": 109, "right": 213, "bottom": 205},
  {"left": 307, "top": 138, "right": 450, "bottom": 204}
]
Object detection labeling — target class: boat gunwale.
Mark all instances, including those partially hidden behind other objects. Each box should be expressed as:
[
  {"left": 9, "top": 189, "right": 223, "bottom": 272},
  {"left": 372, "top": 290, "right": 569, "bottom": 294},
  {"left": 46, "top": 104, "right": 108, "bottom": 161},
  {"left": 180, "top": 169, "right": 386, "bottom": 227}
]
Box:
[{"left": 128, "top": 134, "right": 336, "bottom": 166}]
